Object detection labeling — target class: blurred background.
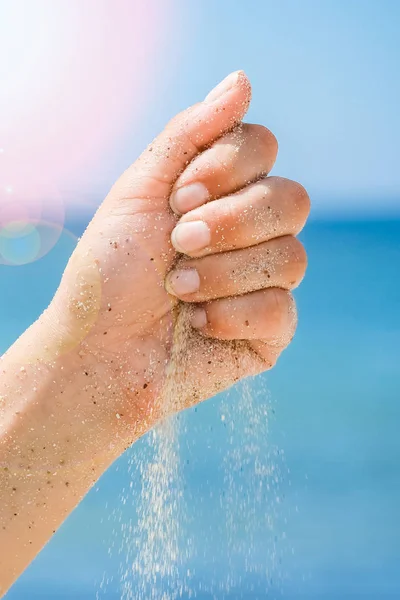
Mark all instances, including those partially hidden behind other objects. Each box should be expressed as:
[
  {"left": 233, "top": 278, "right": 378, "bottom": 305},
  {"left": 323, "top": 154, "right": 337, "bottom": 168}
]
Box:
[{"left": 1, "top": 0, "right": 399, "bottom": 598}]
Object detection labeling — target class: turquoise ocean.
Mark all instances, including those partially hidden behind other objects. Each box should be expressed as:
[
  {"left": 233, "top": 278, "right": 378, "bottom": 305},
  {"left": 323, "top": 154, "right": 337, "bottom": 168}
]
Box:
[{"left": 1, "top": 218, "right": 399, "bottom": 599}]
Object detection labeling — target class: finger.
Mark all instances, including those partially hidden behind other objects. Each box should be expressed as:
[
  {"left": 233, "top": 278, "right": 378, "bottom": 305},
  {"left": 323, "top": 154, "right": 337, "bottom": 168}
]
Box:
[
  {"left": 169, "top": 123, "right": 278, "bottom": 215},
  {"left": 163, "top": 304, "right": 274, "bottom": 412},
  {"left": 110, "top": 71, "right": 252, "bottom": 201},
  {"left": 165, "top": 236, "right": 307, "bottom": 301},
  {"left": 247, "top": 340, "right": 286, "bottom": 370},
  {"left": 190, "top": 288, "right": 297, "bottom": 345},
  {"left": 171, "top": 176, "right": 310, "bottom": 258}
]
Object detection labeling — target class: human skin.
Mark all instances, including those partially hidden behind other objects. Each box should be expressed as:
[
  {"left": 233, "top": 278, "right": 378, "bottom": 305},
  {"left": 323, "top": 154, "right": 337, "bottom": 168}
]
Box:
[{"left": 0, "top": 71, "right": 309, "bottom": 595}]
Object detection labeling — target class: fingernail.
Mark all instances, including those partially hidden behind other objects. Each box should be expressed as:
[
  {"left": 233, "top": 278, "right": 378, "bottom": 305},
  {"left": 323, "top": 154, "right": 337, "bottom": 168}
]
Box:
[
  {"left": 171, "top": 221, "right": 211, "bottom": 254},
  {"left": 204, "top": 71, "right": 242, "bottom": 103},
  {"left": 191, "top": 307, "right": 207, "bottom": 329},
  {"left": 165, "top": 269, "right": 200, "bottom": 297},
  {"left": 170, "top": 182, "right": 209, "bottom": 215}
]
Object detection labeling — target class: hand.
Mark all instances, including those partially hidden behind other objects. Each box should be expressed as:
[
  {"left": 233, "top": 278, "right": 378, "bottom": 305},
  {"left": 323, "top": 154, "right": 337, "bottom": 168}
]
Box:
[
  {"left": 47, "top": 71, "right": 309, "bottom": 441},
  {"left": 0, "top": 72, "right": 309, "bottom": 591}
]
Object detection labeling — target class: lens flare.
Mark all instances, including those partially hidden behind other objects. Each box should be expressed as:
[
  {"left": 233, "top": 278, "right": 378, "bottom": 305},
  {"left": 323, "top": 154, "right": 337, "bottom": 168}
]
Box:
[
  {"left": 0, "top": 224, "right": 41, "bottom": 266},
  {"left": 0, "top": 159, "right": 65, "bottom": 266}
]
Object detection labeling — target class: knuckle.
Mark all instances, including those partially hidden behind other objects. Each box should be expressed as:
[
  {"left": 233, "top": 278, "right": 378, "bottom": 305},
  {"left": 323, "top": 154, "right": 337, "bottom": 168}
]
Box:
[
  {"left": 290, "top": 181, "right": 311, "bottom": 223},
  {"left": 266, "top": 288, "right": 297, "bottom": 342},
  {"left": 286, "top": 237, "right": 308, "bottom": 286},
  {"left": 264, "top": 350, "right": 280, "bottom": 370},
  {"left": 254, "top": 124, "right": 278, "bottom": 153},
  {"left": 246, "top": 122, "right": 276, "bottom": 141},
  {"left": 268, "top": 357, "right": 279, "bottom": 370},
  {"left": 267, "top": 177, "right": 311, "bottom": 224},
  {"left": 262, "top": 355, "right": 278, "bottom": 371},
  {"left": 246, "top": 124, "right": 279, "bottom": 167},
  {"left": 250, "top": 341, "right": 280, "bottom": 371},
  {"left": 224, "top": 123, "right": 278, "bottom": 169}
]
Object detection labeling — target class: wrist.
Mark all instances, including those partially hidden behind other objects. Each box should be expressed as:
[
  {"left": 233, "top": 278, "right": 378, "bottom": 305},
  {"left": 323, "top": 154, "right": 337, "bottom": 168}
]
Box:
[
  {"left": 0, "top": 307, "right": 128, "bottom": 592},
  {"left": 2, "top": 306, "right": 144, "bottom": 471}
]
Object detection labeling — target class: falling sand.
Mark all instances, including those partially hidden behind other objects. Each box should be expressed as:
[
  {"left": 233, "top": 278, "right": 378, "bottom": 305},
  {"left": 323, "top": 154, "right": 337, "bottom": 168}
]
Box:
[{"left": 99, "top": 303, "right": 289, "bottom": 598}]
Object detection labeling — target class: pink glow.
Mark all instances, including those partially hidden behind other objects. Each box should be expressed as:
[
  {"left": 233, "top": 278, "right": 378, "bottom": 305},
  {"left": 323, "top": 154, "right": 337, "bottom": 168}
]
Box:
[
  {"left": 1, "top": 0, "right": 169, "bottom": 177},
  {"left": 0, "top": 0, "right": 172, "bottom": 264}
]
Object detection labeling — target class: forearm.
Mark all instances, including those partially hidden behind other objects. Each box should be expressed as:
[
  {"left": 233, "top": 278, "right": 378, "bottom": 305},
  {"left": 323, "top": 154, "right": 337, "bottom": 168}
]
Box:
[{"left": 0, "top": 311, "right": 133, "bottom": 596}]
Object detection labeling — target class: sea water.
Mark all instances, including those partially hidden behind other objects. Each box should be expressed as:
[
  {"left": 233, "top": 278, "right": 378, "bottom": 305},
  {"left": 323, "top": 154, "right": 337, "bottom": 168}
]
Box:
[{"left": 2, "top": 219, "right": 400, "bottom": 599}]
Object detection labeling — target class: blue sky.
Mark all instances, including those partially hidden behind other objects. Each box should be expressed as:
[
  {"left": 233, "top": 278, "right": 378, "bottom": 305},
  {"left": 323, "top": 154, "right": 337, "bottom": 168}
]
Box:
[
  {"left": 94, "top": 0, "right": 400, "bottom": 219},
  {"left": 1, "top": 0, "right": 399, "bottom": 220}
]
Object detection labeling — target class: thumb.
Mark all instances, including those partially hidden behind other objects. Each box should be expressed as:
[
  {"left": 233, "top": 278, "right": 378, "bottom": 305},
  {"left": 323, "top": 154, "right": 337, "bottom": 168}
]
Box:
[{"left": 112, "top": 70, "right": 252, "bottom": 199}]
